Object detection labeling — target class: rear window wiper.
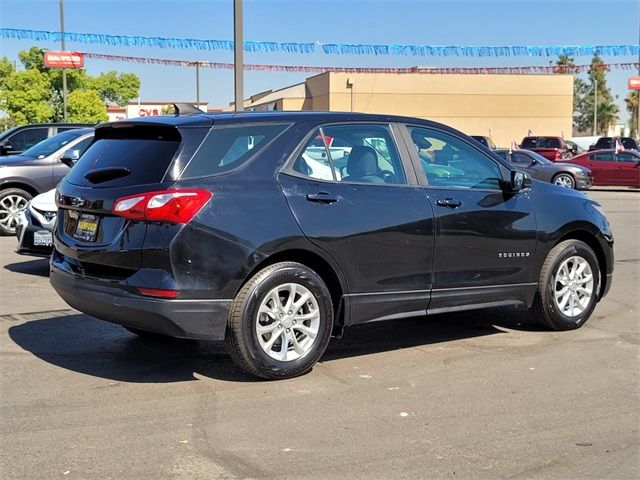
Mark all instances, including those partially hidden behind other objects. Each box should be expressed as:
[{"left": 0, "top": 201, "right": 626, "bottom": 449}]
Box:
[{"left": 84, "top": 167, "right": 131, "bottom": 184}]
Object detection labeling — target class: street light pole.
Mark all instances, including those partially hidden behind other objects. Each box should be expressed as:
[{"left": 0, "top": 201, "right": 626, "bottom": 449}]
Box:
[
  {"left": 233, "top": 0, "right": 244, "bottom": 112},
  {"left": 593, "top": 79, "right": 598, "bottom": 136},
  {"left": 195, "top": 62, "right": 200, "bottom": 107},
  {"left": 59, "top": 0, "right": 68, "bottom": 122}
]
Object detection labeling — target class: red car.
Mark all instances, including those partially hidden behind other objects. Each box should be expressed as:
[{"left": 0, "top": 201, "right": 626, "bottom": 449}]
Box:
[{"left": 558, "top": 149, "right": 640, "bottom": 187}]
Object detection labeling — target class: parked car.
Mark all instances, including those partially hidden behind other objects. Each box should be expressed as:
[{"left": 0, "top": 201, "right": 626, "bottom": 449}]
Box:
[
  {"left": 0, "top": 128, "right": 94, "bottom": 235},
  {"left": 557, "top": 149, "right": 640, "bottom": 187},
  {"left": 470, "top": 135, "right": 497, "bottom": 149},
  {"left": 50, "top": 112, "right": 613, "bottom": 380},
  {"left": 15, "top": 188, "right": 56, "bottom": 257},
  {"left": 520, "top": 136, "right": 571, "bottom": 161},
  {"left": 494, "top": 149, "right": 592, "bottom": 190},
  {"left": 588, "top": 137, "right": 638, "bottom": 152},
  {"left": 0, "top": 123, "right": 92, "bottom": 156},
  {"left": 563, "top": 140, "right": 584, "bottom": 156}
]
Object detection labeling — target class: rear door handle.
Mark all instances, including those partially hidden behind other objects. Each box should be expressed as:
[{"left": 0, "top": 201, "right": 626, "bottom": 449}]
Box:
[
  {"left": 436, "top": 198, "right": 462, "bottom": 208},
  {"left": 306, "top": 192, "right": 339, "bottom": 204}
]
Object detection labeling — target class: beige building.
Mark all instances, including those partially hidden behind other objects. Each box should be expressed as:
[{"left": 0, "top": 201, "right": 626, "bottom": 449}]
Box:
[{"left": 235, "top": 72, "right": 573, "bottom": 148}]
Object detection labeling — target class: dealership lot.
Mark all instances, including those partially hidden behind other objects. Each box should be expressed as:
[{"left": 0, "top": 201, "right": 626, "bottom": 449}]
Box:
[{"left": 0, "top": 189, "right": 638, "bottom": 479}]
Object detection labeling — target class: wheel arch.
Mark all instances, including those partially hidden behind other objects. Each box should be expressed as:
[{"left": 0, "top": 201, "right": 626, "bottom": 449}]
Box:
[
  {"left": 554, "top": 229, "right": 609, "bottom": 299},
  {"left": 239, "top": 248, "right": 349, "bottom": 331},
  {"left": 0, "top": 181, "right": 39, "bottom": 198}
]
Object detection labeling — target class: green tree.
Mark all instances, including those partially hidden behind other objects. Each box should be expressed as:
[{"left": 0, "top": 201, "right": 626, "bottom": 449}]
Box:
[
  {"left": 625, "top": 91, "right": 638, "bottom": 138},
  {"left": 3, "top": 46, "right": 140, "bottom": 124},
  {"left": 88, "top": 71, "right": 140, "bottom": 107},
  {"left": 0, "top": 68, "right": 53, "bottom": 124},
  {"left": 67, "top": 90, "right": 108, "bottom": 123},
  {"left": 555, "top": 55, "right": 589, "bottom": 134},
  {"left": 558, "top": 55, "right": 620, "bottom": 135},
  {"left": 586, "top": 55, "right": 618, "bottom": 135},
  {"left": 0, "top": 57, "right": 14, "bottom": 90}
]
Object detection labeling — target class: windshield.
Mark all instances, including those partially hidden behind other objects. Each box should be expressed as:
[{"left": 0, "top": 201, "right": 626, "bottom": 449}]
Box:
[
  {"left": 526, "top": 150, "right": 552, "bottom": 164},
  {"left": 22, "top": 129, "right": 87, "bottom": 158}
]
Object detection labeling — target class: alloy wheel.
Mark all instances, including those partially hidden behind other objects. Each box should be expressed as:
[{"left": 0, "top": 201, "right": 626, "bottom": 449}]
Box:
[
  {"left": 553, "top": 256, "right": 594, "bottom": 318},
  {"left": 0, "top": 194, "right": 29, "bottom": 233},
  {"left": 255, "top": 283, "right": 321, "bottom": 362},
  {"left": 553, "top": 174, "right": 575, "bottom": 189}
]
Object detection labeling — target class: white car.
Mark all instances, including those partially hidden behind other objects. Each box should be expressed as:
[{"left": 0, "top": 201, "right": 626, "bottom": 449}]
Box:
[{"left": 15, "top": 188, "right": 56, "bottom": 257}]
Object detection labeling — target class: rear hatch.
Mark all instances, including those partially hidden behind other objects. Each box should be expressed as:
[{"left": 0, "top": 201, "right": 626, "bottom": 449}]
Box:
[{"left": 54, "top": 122, "right": 194, "bottom": 276}]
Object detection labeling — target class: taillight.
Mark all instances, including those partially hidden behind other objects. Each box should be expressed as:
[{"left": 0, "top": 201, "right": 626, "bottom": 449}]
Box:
[
  {"left": 554, "top": 150, "right": 561, "bottom": 160},
  {"left": 112, "top": 189, "right": 212, "bottom": 223},
  {"left": 137, "top": 287, "right": 179, "bottom": 298}
]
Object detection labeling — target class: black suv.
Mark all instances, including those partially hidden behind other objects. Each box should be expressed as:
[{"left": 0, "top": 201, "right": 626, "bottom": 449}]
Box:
[
  {"left": 50, "top": 112, "right": 614, "bottom": 379},
  {"left": 588, "top": 137, "right": 638, "bottom": 151},
  {"left": 0, "top": 123, "right": 92, "bottom": 156}
]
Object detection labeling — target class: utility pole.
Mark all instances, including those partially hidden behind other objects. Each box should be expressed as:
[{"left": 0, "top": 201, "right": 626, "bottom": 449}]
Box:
[
  {"left": 59, "top": 0, "right": 68, "bottom": 122},
  {"left": 593, "top": 79, "right": 598, "bottom": 136},
  {"left": 195, "top": 62, "right": 200, "bottom": 107},
  {"left": 233, "top": 0, "right": 244, "bottom": 112}
]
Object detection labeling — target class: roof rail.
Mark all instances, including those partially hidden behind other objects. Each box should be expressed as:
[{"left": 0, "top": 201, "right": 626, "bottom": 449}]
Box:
[{"left": 173, "top": 103, "right": 202, "bottom": 116}]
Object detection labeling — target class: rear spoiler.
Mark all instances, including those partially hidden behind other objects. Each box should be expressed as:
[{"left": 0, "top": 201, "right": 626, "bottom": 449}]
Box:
[{"left": 173, "top": 103, "right": 202, "bottom": 115}]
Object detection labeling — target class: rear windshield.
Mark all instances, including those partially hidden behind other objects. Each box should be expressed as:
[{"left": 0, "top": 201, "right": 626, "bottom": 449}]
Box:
[
  {"left": 65, "top": 124, "right": 180, "bottom": 187},
  {"left": 621, "top": 138, "right": 637, "bottom": 149},
  {"left": 179, "top": 123, "right": 289, "bottom": 179},
  {"left": 521, "top": 137, "right": 560, "bottom": 149}
]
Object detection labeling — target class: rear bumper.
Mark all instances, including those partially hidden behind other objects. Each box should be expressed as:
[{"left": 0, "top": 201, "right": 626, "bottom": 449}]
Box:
[{"left": 50, "top": 265, "right": 231, "bottom": 340}]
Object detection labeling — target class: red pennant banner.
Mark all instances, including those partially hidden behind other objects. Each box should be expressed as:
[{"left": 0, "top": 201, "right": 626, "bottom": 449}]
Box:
[{"left": 83, "top": 52, "right": 639, "bottom": 75}]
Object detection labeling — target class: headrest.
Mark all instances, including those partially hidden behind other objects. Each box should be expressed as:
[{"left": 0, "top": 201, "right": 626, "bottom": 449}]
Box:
[{"left": 347, "top": 146, "right": 378, "bottom": 176}]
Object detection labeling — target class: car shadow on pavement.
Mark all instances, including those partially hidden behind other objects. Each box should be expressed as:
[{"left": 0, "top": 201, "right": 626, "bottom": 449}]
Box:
[
  {"left": 8, "top": 307, "right": 543, "bottom": 384},
  {"left": 4, "top": 258, "right": 50, "bottom": 277},
  {"left": 588, "top": 187, "right": 639, "bottom": 193}
]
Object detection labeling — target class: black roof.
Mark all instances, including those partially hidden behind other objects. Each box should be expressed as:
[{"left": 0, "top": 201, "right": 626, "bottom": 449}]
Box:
[{"left": 96, "top": 110, "right": 464, "bottom": 135}]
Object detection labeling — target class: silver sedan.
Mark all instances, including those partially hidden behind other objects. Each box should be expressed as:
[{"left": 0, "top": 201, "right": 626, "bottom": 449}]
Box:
[{"left": 494, "top": 149, "right": 592, "bottom": 190}]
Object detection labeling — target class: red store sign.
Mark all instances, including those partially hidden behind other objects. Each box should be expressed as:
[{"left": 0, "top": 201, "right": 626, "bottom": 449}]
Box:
[
  {"left": 44, "top": 51, "right": 85, "bottom": 69},
  {"left": 628, "top": 76, "right": 640, "bottom": 90}
]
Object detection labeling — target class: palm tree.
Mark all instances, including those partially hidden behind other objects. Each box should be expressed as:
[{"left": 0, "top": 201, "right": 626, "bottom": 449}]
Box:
[
  {"left": 596, "top": 97, "right": 619, "bottom": 135},
  {"left": 625, "top": 91, "right": 638, "bottom": 138}
]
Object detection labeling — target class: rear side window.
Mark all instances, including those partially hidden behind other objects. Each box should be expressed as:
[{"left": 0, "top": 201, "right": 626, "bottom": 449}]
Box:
[
  {"left": 592, "top": 152, "right": 613, "bottom": 162},
  {"left": 65, "top": 125, "right": 180, "bottom": 187},
  {"left": 8, "top": 127, "right": 48, "bottom": 151},
  {"left": 180, "top": 124, "right": 289, "bottom": 179}
]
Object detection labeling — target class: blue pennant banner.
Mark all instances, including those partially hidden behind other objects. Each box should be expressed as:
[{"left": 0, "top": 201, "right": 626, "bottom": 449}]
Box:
[
  {"left": 1, "top": 28, "right": 638, "bottom": 57},
  {"left": 0, "top": 28, "right": 316, "bottom": 54}
]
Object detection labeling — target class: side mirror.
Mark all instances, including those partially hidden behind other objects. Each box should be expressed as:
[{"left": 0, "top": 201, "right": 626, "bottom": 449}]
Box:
[
  {"left": 508, "top": 170, "right": 531, "bottom": 192},
  {"left": 60, "top": 148, "right": 80, "bottom": 168}
]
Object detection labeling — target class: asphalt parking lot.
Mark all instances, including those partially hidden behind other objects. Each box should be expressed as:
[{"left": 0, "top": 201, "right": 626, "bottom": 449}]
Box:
[{"left": 0, "top": 188, "right": 638, "bottom": 479}]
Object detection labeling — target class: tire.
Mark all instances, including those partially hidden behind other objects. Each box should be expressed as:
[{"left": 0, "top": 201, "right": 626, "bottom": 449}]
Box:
[
  {"left": 225, "top": 262, "right": 333, "bottom": 380},
  {"left": 531, "top": 240, "right": 600, "bottom": 331},
  {"left": 0, "top": 188, "right": 32, "bottom": 236},
  {"left": 552, "top": 173, "right": 576, "bottom": 189}
]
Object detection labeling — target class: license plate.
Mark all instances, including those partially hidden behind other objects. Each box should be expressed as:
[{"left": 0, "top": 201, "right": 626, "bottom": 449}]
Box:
[
  {"left": 33, "top": 230, "right": 53, "bottom": 247},
  {"left": 73, "top": 214, "right": 99, "bottom": 242}
]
